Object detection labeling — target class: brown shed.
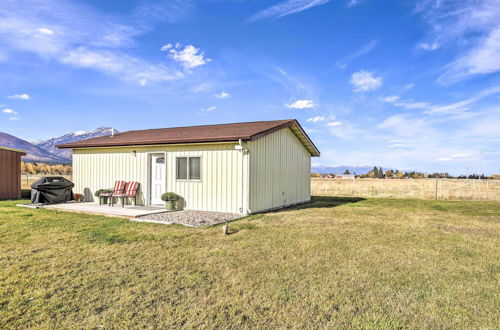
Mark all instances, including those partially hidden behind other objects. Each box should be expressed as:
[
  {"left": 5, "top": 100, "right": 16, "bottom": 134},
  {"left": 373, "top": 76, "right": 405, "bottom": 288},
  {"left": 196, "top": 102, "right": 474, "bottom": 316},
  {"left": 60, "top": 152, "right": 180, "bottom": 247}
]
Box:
[{"left": 0, "top": 146, "right": 26, "bottom": 199}]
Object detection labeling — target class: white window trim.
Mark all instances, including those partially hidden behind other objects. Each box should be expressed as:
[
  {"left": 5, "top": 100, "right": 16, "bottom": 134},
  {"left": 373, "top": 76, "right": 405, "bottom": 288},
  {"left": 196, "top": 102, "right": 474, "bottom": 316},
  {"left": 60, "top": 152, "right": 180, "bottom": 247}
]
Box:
[{"left": 175, "top": 155, "right": 202, "bottom": 182}]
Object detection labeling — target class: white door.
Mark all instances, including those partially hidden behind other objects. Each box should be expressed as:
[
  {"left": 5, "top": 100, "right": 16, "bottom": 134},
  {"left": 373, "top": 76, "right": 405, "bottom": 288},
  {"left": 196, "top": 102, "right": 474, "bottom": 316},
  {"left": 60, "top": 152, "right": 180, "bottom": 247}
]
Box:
[{"left": 150, "top": 154, "right": 166, "bottom": 205}]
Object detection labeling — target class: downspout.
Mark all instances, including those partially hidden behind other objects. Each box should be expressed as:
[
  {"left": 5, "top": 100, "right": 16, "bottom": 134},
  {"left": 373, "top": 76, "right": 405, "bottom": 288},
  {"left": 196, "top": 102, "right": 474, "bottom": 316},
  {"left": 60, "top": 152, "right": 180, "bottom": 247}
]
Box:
[{"left": 237, "top": 139, "right": 249, "bottom": 215}]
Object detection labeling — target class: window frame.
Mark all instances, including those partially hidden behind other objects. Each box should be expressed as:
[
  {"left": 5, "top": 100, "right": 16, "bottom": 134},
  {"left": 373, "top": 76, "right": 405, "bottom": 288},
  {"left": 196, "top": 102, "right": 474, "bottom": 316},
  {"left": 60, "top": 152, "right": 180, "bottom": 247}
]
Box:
[{"left": 175, "top": 156, "right": 202, "bottom": 182}]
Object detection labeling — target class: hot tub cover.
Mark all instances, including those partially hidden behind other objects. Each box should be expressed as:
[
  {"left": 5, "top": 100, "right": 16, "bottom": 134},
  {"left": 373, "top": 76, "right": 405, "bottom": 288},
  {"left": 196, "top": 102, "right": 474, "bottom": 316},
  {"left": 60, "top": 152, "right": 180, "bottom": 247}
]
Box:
[{"left": 31, "top": 177, "right": 74, "bottom": 204}]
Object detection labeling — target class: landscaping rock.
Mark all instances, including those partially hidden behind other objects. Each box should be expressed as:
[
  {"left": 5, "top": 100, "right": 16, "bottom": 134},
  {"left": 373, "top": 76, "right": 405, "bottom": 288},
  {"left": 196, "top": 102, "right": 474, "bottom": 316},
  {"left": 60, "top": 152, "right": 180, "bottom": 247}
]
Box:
[{"left": 136, "top": 210, "right": 242, "bottom": 227}]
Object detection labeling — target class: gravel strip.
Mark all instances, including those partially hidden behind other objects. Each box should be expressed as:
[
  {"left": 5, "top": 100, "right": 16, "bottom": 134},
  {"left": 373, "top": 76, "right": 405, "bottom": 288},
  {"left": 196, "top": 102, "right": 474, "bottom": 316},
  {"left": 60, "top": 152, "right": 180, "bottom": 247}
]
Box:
[{"left": 136, "top": 210, "right": 242, "bottom": 227}]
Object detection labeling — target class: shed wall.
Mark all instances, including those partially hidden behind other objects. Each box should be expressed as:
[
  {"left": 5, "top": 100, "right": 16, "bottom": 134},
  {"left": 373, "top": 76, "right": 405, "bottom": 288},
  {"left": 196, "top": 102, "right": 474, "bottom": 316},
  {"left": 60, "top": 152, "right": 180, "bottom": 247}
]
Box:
[
  {"left": 72, "top": 143, "right": 245, "bottom": 213},
  {"left": 247, "top": 127, "right": 311, "bottom": 213},
  {"left": 0, "top": 149, "right": 22, "bottom": 199}
]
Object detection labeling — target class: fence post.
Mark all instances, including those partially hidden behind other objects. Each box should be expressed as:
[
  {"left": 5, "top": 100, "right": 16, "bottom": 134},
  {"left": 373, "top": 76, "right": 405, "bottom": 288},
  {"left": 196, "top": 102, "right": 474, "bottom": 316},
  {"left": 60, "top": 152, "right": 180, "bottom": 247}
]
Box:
[{"left": 435, "top": 177, "right": 438, "bottom": 200}]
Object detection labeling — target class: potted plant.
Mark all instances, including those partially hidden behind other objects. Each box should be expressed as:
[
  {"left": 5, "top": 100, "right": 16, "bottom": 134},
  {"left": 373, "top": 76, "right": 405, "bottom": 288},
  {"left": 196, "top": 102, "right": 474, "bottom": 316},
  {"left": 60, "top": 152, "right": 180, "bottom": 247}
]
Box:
[
  {"left": 95, "top": 189, "right": 113, "bottom": 204},
  {"left": 161, "top": 192, "right": 179, "bottom": 211}
]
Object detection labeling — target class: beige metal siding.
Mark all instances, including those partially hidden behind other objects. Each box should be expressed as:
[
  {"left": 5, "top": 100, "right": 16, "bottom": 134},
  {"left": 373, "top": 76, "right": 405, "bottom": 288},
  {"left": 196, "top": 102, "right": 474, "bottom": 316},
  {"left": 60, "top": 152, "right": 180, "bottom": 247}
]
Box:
[
  {"left": 248, "top": 127, "right": 311, "bottom": 213},
  {"left": 72, "top": 143, "right": 244, "bottom": 213}
]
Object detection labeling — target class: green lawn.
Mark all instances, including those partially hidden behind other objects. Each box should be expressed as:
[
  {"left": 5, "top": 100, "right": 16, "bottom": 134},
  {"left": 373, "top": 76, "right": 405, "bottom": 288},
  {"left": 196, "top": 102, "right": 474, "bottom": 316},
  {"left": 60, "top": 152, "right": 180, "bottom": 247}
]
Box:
[{"left": 0, "top": 197, "right": 499, "bottom": 328}]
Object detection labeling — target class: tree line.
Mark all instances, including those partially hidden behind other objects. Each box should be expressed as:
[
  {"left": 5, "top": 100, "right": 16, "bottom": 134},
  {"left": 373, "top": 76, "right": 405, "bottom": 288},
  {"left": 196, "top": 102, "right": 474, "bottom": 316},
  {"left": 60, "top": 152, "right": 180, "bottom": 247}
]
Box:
[
  {"left": 314, "top": 166, "right": 496, "bottom": 179},
  {"left": 21, "top": 162, "right": 72, "bottom": 175}
]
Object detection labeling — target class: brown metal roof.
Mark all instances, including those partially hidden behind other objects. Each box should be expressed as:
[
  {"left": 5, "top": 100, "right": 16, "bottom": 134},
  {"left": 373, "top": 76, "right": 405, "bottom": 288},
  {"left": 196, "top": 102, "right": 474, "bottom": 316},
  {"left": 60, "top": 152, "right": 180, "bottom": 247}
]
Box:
[{"left": 57, "top": 119, "right": 320, "bottom": 156}]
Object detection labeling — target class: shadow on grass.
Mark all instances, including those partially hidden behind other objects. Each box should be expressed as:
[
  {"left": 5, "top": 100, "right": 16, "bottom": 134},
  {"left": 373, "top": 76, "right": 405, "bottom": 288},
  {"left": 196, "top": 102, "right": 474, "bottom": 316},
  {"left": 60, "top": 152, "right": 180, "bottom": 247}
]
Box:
[
  {"left": 212, "top": 197, "right": 366, "bottom": 234},
  {"left": 277, "top": 196, "right": 366, "bottom": 212},
  {"left": 226, "top": 222, "right": 259, "bottom": 235}
]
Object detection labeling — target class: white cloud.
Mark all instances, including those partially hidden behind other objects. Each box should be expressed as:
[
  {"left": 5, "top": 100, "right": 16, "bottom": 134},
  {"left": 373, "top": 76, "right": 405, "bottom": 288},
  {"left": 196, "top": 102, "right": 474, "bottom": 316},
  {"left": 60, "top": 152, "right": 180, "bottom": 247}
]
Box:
[
  {"left": 380, "top": 86, "right": 500, "bottom": 114},
  {"left": 350, "top": 70, "right": 383, "bottom": 92},
  {"left": 37, "top": 27, "right": 54, "bottom": 35},
  {"left": 381, "top": 95, "right": 433, "bottom": 110},
  {"left": 305, "top": 128, "right": 320, "bottom": 133},
  {"left": 285, "top": 99, "right": 318, "bottom": 109},
  {"left": 163, "top": 44, "right": 211, "bottom": 69},
  {"left": 271, "top": 67, "right": 314, "bottom": 95},
  {"left": 326, "top": 121, "right": 342, "bottom": 127},
  {"left": 161, "top": 44, "right": 173, "bottom": 51},
  {"left": 417, "top": 42, "right": 439, "bottom": 51},
  {"left": 347, "top": 0, "right": 361, "bottom": 7},
  {"left": 426, "top": 85, "right": 500, "bottom": 115},
  {"left": 403, "top": 83, "right": 415, "bottom": 90},
  {"left": 440, "top": 27, "right": 500, "bottom": 82},
  {"left": 134, "top": 0, "right": 194, "bottom": 24},
  {"left": 63, "top": 47, "right": 184, "bottom": 84},
  {"left": 192, "top": 83, "right": 213, "bottom": 93},
  {"left": 319, "top": 106, "right": 500, "bottom": 174},
  {"left": 249, "top": 0, "right": 331, "bottom": 21},
  {"left": 7, "top": 93, "right": 30, "bottom": 100},
  {"left": 395, "top": 101, "right": 432, "bottom": 110},
  {"left": 381, "top": 95, "right": 399, "bottom": 103},
  {"left": 2, "top": 108, "right": 19, "bottom": 120},
  {"left": 436, "top": 153, "right": 472, "bottom": 162},
  {"left": 336, "top": 39, "right": 378, "bottom": 68},
  {"left": 389, "top": 143, "right": 412, "bottom": 148},
  {"left": 2, "top": 108, "right": 17, "bottom": 114},
  {"left": 201, "top": 105, "right": 216, "bottom": 113},
  {"left": 0, "top": 0, "right": 188, "bottom": 85},
  {"left": 214, "top": 91, "right": 231, "bottom": 99},
  {"left": 325, "top": 121, "right": 362, "bottom": 140},
  {"left": 306, "top": 115, "right": 325, "bottom": 122},
  {"left": 416, "top": 0, "right": 500, "bottom": 82}
]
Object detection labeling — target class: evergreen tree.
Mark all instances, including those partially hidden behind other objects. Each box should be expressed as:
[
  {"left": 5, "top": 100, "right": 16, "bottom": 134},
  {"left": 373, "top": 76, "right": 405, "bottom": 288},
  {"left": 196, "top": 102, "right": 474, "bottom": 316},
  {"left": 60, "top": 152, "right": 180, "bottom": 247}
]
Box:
[{"left": 343, "top": 169, "right": 350, "bottom": 174}]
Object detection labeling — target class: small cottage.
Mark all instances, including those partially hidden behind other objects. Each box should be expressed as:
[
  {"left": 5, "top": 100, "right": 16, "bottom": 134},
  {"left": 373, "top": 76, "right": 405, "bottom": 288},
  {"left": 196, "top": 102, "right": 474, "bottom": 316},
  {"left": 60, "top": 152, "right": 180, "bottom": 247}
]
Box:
[{"left": 58, "top": 119, "right": 319, "bottom": 214}]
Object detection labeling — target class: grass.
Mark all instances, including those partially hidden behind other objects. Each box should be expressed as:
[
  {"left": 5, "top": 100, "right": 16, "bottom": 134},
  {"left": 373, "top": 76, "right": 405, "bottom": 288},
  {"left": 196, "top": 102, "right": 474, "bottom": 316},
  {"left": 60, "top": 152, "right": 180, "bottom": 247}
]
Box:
[{"left": 0, "top": 197, "right": 499, "bottom": 328}]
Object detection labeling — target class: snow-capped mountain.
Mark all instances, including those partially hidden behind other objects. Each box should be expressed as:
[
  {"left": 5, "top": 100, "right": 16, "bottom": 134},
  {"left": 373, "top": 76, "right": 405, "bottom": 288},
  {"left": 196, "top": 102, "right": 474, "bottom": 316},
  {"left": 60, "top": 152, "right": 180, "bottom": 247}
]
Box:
[{"left": 34, "top": 127, "right": 117, "bottom": 161}]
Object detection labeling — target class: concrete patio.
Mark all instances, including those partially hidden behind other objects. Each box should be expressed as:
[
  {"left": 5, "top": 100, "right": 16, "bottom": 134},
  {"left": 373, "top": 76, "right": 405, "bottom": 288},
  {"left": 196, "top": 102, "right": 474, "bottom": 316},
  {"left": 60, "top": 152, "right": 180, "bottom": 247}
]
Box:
[
  {"left": 18, "top": 202, "right": 243, "bottom": 226},
  {"left": 42, "top": 202, "right": 166, "bottom": 218}
]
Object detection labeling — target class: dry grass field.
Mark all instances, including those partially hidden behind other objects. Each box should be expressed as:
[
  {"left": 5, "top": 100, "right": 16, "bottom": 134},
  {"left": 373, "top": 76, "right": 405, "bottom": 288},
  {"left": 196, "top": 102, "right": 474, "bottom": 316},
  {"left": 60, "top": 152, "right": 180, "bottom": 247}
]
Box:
[{"left": 312, "top": 178, "right": 500, "bottom": 201}]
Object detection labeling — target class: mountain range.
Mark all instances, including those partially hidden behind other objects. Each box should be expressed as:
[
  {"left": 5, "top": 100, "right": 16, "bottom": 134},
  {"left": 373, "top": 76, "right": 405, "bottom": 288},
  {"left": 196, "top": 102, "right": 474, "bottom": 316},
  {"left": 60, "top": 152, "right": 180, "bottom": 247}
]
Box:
[
  {"left": 0, "top": 127, "right": 115, "bottom": 164},
  {"left": 33, "top": 127, "right": 116, "bottom": 161}
]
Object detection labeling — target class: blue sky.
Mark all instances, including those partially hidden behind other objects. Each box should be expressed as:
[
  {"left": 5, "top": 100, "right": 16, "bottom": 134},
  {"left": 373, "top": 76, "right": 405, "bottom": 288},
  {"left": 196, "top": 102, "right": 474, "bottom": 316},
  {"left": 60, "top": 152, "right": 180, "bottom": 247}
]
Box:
[{"left": 1, "top": 0, "right": 499, "bottom": 174}]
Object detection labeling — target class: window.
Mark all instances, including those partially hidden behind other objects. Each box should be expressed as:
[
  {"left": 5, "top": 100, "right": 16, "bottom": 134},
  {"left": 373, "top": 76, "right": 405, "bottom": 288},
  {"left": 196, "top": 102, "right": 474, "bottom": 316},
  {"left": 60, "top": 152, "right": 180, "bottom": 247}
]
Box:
[
  {"left": 189, "top": 157, "right": 201, "bottom": 180},
  {"left": 176, "top": 156, "right": 201, "bottom": 180}
]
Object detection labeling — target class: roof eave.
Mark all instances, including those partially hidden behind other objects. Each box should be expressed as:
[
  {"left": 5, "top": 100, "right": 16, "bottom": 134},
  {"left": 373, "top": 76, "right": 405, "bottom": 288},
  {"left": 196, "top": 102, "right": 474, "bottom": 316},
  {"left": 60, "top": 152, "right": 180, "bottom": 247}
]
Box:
[
  {"left": 0, "top": 146, "right": 27, "bottom": 155},
  {"left": 57, "top": 138, "right": 252, "bottom": 149},
  {"left": 290, "top": 120, "right": 321, "bottom": 157}
]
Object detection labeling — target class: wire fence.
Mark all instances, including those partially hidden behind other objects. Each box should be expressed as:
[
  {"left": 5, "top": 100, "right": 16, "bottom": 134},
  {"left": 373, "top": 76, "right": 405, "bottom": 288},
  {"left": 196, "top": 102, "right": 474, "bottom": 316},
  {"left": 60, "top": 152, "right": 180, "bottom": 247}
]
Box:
[
  {"left": 312, "top": 178, "right": 500, "bottom": 202},
  {"left": 21, "top": 175, "right": 73, "bottom": 189}
]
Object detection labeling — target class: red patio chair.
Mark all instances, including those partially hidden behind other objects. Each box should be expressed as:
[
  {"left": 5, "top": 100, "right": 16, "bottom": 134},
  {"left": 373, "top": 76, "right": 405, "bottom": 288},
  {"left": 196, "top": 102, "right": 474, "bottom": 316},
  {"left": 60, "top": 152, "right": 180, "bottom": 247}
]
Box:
[
  {"left": 112, "top": 181, "right": 140, "bottom": 207},
  {"left": 99, "top": 181, "right": 126, "bottom": 206}
]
